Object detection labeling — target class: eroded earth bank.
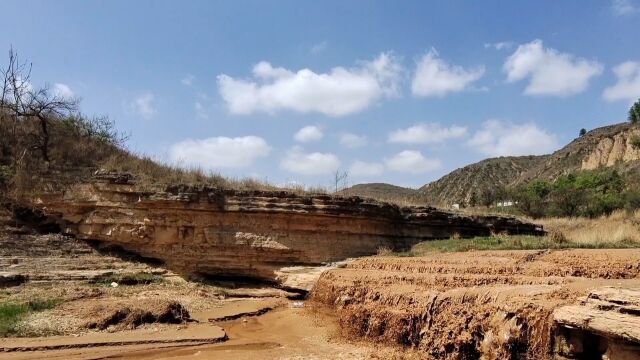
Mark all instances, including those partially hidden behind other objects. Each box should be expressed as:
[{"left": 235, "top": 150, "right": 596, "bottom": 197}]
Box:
[{"left": 310, "top": 250, "right": 640, "bottom": 359}]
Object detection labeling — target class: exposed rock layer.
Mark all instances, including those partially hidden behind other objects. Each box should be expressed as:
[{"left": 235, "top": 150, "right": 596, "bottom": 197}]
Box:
[
  {"left": 33, "top": 174, "right": 543, "bottom": 282},
  {"left": 581, "top": 127, "right": 640, "bottom": 170}
]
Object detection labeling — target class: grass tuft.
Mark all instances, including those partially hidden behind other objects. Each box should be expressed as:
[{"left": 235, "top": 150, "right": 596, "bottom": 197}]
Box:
[{"left": 0, "top": 298, "right": 61, "bottom": 336}]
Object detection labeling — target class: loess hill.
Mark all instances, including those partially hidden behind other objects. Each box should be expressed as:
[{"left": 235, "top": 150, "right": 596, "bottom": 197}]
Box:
[
  {"left": 347, "top": 122, "right": 640, "bottom": 207},
  {"left": 422, "top": 122, "right": 640, "bottom": 207}
]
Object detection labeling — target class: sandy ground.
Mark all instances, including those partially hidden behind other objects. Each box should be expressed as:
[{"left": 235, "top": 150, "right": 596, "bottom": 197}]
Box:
[
  {"left": 1, "top": 299, "right": 376, "bottom": 360},
  {"left": 0, "top": 227, "right": 377, "bottom": 360}
]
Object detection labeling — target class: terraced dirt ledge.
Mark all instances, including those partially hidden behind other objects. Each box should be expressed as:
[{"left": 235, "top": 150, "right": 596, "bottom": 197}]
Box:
[{"left": 309, "top": 249, "right": 640, "bottom": 359}]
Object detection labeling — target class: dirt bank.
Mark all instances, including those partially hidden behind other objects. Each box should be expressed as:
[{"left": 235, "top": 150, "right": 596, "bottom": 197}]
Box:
[{"left": 310, "top": 249, "right": 640, "bottom": 359}]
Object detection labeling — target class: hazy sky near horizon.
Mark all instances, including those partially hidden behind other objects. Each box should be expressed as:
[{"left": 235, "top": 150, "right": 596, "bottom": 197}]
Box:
[{"left": 2, "top": 0, "right": 640, "bottom": 188}]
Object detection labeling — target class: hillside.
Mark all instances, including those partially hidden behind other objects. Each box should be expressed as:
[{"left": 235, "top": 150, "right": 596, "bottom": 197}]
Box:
[
  {"left": 418, "top": 155, "right": 546, "bottom": 206},
  {"left": 339, "top": 123, "right": 640, "bottom": 207},
  {"left": 339, "top": 183, "right": 418, "bottom": 204},
  {"left": 418, "top": 122, "right": 640, "bottom": 206},
  {"left": 517, "top": 122, "right": 640, "bottom": 183}
]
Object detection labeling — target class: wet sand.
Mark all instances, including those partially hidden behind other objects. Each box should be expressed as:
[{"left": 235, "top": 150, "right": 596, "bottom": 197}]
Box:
[{"left": 1, "top": 300, "right": 375, "bottom": 360}]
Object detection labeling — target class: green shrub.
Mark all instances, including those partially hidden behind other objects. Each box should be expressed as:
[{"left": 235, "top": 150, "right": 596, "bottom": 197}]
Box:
[
  {"left": 624, "top": 190, "right": 640, "bottom": 212},
  {"left": 631, "top": 135, "right": 640, "bottom": 149},
  {"left": 630, "top": 99, "right": 640, "bottom": 124},
  {"left": 511, "top": 169, "right": 634, "bottom": 218}
]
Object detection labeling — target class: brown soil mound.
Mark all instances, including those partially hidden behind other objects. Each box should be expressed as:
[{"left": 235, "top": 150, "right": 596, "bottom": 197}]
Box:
[
  {"left": 85, "top": 300, "right": 190, "bottom": 331},
  {"left": 310, "top": 249, "right": 640, "bottom": 359}
]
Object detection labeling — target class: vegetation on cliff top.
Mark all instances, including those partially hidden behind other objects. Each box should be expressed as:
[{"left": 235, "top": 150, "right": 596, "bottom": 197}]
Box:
[
  {"left": 0, "top": 49, "right": 323, "bottom": 201},
  {"left": 630, "top": 98, "right": 640, "bottom": 124}
]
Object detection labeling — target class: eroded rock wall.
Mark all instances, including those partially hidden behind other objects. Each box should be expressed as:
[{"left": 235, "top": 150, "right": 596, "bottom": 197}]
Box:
[
  {"left": 34, "top": 175, "right": 543, "bottom": 282},
  {"left": 582, "top": 127, "right": 640, "bottom": 170},
  {"left": 309, "top": 250, "right": 640, "bottom": 359}
]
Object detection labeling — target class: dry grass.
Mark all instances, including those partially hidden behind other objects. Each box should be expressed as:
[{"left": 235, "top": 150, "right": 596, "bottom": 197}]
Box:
[
  {"left": 535, "top": 210, "right": 640, "bottom": 245},
  {"left": 376, "top": 246, "right": 393, "bottom": 256},
  {"left": 97, "top": 151, "right": 332, "bottom": 195}
]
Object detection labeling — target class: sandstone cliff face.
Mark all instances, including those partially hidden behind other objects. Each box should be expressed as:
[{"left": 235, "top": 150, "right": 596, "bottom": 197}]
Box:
[
  {"left": 34, "top": 174, "right": 543, "bottom": 283},
  {"left": 581, "top": 127, "right": 640, "bottom": 170}
]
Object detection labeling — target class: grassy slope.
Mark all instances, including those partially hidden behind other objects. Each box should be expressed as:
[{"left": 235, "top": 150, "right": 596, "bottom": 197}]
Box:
[
  {"left": 418, "top": 155, "right": 544, "bottom": 206},
  {"left": 417, "top": 122, "right": 637, "bottom": 207},
  {"left": 383, "top": 209, "right": 640, "bottom": 255},
  {"left": 395, "top": 235, "right": 638, "bottom": 256},
  {"left": 339, "top": 183, "right": 419, "bottom": 205}
]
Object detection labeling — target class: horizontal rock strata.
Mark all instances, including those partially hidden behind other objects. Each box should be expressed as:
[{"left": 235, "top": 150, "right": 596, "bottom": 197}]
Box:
[{"left": 33, "top": 173, "right": 544, "bottom": 282}]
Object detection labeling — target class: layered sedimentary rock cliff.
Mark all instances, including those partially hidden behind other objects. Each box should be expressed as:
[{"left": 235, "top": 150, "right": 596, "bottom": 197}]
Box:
[{"left": 33, "top": 173, "right": 543, "bottom": 283}]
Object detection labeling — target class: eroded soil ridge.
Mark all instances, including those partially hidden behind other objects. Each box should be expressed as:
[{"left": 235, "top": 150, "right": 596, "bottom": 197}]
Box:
[{"left": 310, "top": 249, "right": 640, "bottom": 359}]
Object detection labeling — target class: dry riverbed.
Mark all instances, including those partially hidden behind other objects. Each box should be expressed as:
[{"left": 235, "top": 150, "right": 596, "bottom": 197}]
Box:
[
  {"left": 0, "top": 226, "right": 379, "bottom": 359},
  {"left": 2, "top": 225, "right": 640, "bottom": 359}
]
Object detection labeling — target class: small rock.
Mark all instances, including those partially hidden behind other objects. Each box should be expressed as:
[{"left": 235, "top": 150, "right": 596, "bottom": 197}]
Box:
[
  {"left": 110, "top": 282, "right": 118, "bottom": 288},
  {"left": 291, "top": 301, "right": 305, "bottom": 308}
]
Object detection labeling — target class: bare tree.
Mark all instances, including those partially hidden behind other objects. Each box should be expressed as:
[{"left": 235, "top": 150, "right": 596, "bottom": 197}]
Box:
[
  {"left": 1, "top": 47, "right": 78, "bottom": 163},
  {"left": 332, "top": 169, "right": 349, "bottom": 193}
]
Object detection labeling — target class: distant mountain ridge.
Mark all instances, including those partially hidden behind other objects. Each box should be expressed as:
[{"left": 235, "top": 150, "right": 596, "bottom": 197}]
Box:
[{"left": 344, "top": 122, "right": 640, "bottom": 206}]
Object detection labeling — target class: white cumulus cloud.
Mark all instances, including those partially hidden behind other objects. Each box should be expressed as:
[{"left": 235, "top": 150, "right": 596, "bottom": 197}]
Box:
[
  {"left": 349, "top": 160, "right": 384, "bottom": 177},
  {"left": 603, "top": 61, "right": 640, "bottom": 102},
  {"left": 384, "top": 150, "right": 441, "bottom": 174},
  {"left": 310, "top": 41, "right": 328, "bottom": 54},
  {"left": 169, "top": 136, "right": 271, "bottom": 170},
  {"left": 388, "top": 123, "right": 467, "bottom": 144},
  {"left": 467, "top": 120, "right": 559, "bottom": 157},
  {"left": 181, "top": 74, "right": 195, "bottom": 86},
  {"left": 131, "top": 92, "right": 157, "bottom": 119},
  {"left": 217, "top": 52, "right": 402, "bottom": 117},
  {"left": 484, "top": 42, "right": 514, "bottom": 50},
  {"left": 280, "top": 147, "right": 341, "bottom": 175},
  {"left": 503, "top": 39, "right": 603, "bottom": 96},
  {"left": 294, "top": 125, "right": 323, "bottom": 142},
  {"left": 339, "top": 132, "right": 368, "bottom": 148},
  {"left": 52, "top": 83, "right": 74, "bottom": 99},
  {"left": 411, "top": 49, "right": 485, "bottom": 97},
  {"left": 612, "top": 0, "right": 638, "bottom": 15}
]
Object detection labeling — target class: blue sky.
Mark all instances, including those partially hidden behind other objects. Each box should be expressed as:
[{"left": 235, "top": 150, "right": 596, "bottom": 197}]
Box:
[{"left": 2, "top": 0, "right": 640, "bottom": 188}]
